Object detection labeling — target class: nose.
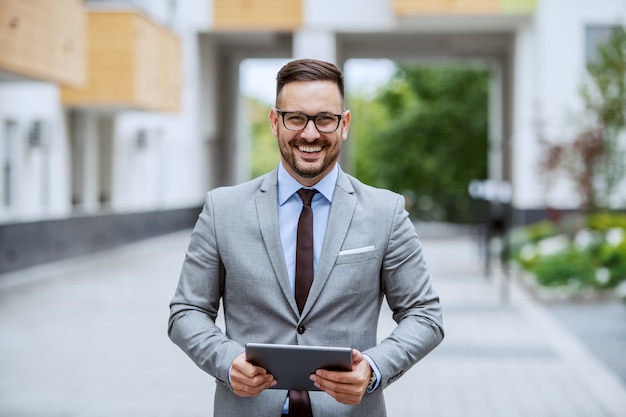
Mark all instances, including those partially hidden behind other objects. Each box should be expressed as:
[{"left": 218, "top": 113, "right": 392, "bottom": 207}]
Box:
[{"left": 300, "top": 119, "right": 320, "bottom": 140}]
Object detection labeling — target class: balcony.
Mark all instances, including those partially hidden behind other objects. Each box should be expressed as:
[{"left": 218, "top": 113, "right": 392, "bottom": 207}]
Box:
[
  {"left": 61, "top": 11, "right": 181, "bottom": 112},
  {"left": 0, "top": 0, "right": 85, "bottom": 86},
  {"left": 394, "top": 0, "right": 536, "bottom": 16},
  {"left": 213, "top": 0, "right": 302, "bottom": 31}
]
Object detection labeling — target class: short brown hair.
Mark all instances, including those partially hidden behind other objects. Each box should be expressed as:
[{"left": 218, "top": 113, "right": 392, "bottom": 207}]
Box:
[{"left": 275, "top": 59, "right": 345, "bottom": 106}]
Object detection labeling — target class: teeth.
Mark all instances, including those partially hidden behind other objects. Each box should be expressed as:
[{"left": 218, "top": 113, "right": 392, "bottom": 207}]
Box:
[{"left": 299, "top": 145, "right": 322, "bottom": 153}]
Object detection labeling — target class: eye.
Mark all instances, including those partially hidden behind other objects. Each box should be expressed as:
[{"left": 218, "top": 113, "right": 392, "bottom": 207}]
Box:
[
  {"left": 286, "top": 113, "right": 307, "bottom": 124},
  {"left": 316, "top": 114, "right": 337, "bottom": 124}
]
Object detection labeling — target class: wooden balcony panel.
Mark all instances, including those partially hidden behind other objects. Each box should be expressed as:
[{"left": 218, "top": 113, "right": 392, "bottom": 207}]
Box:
[
  {"left": 61, "top": 11, "right": 181, "bottom": 112},
  {"left": 157, "top": 28, "right": 182, "bottom": 112},
  {"left": 89, "top": 56, "right": 134, "bottom": 102},
  {"left": 0, "top": 0, "right": 85, "bottom": 86},
  {"left": 59, "top": 18, "right": 85, "bottom": 75},
  {"left": 213, "top": 0, "right": 302, "bottom": 31},
  {"left": 394, "top": 0, "right": 501, "bottom": 16},
  {"left": 62, "top": 13, "right": 136, "bottom": 107},
  {"left": 89, "top": 13, "right": 134, "bottom": 49},
  {"left": 134, "top": 17, "right": 161, "bottom": 110},
  {"left": 501, "top": 0, "right": 537, "bottom": 13},
  {"left": 0, "top": 1, "right": 46, "bottom": 67}
]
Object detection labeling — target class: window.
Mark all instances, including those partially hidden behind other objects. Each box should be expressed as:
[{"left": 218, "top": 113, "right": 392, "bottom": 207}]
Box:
[
  {"left": 3, "top": 120, "right": 18, "bottom": 210},
  {"left": 585, "top": 25, "right": 621, "bottom": 63}
]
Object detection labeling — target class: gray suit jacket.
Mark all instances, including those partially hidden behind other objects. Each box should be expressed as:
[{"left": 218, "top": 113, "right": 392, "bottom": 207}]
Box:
[{"left": 168, "top": 167, "right": 444, "bottom": 417}]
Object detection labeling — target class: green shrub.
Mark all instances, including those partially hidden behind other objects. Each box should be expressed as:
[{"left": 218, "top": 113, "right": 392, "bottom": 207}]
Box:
[
  {"left": 505, "top": 216, "right": 626, "bottom": 293},
  {"left": 587, "top": 212, "right": 626, "bottom": 231},
  {"left": 525, "top": 220, "right": 561, "bottom": 242},
  {"left": 530, "top": 246, "right": 595, "bottom": 288},
  {"left": 598, "top": 239, "right": 626, "bottom": 288},
  {"left": 506, "top": 221, "right": 560, "bottom": 269}
]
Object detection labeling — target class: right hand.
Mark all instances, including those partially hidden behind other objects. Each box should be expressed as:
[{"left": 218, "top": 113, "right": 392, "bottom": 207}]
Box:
[{"left": 230, "top": 352, "right": 277, "bottom": 397}]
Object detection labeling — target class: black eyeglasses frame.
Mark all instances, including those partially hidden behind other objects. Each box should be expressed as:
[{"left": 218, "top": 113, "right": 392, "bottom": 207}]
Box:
[{"left": 275, "top": 109, "right": 345, "bottom": 133}]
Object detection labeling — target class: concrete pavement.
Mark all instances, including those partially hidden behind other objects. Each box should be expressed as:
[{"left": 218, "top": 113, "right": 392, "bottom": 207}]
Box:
[
  {"left": 548, "top": 300, "right": 626, "bottom": 386},
  {"left": 1, "top": 228, "right": 625, "bottom": 416}
]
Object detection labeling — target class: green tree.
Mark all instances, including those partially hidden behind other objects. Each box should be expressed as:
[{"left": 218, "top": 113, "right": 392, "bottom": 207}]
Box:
[
  {"left": 247, "top": 97, "right": 280, "bottom": 178},
  {"left": 582, "top": 27, "right": 626, "bottom": 209},
  {"left": 353, "top": 65, "right": 489, "bottom": 222}
]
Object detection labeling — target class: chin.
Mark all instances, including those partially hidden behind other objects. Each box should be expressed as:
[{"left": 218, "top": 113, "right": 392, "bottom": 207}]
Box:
[{"left": 295, "top": 169, "right": 322, "bottom": 179}]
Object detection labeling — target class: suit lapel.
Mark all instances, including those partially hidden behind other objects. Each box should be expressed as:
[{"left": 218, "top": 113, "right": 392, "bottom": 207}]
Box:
[
  {"left": 257, "top": 169, "right": 300, "bottom": 316},
  {"left": 301, "top": 169, "right": 356, "bottom": 317}
]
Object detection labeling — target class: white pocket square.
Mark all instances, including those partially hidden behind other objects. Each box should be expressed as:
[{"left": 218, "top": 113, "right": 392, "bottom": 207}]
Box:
[{"left": 338, "top": 246, "right": 376, "bottom": 256}]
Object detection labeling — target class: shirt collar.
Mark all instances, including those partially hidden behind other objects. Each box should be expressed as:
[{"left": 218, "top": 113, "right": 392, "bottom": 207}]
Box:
[{"left": 277, "top": 162, "right": 338, "bottom": 206}]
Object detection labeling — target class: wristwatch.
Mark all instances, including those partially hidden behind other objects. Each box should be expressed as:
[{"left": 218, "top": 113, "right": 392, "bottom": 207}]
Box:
[{"left": 367, "top": 370, "right": 377, "bottom": 391}]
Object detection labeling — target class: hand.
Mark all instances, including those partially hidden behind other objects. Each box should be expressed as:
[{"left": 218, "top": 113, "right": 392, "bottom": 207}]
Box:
[
  {"left": 230, "top": 352, "right": 277, "bottom": 397},
  {"left": 310, "top": 349, "right": 371, "bottom": 405}
]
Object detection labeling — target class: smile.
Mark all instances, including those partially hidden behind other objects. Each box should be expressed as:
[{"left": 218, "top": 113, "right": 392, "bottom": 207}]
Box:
[{"left": 298, "top": 145, "right": 322, "bottom": 153}]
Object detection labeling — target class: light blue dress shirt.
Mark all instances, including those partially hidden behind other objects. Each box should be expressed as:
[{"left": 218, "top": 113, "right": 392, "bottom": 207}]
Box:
[{"left": 277, "top": 162, "right": 336, "bottom": 290}]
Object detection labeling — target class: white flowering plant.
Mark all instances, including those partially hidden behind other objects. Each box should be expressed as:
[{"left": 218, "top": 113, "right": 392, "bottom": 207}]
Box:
[{"left": 505, "top": 212, "right": 626, "bottom": 294}]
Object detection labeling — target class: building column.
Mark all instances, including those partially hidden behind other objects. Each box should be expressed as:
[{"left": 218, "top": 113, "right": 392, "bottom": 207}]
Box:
[
  {"left": 488, "top": 60, "right": 504, "bottom": 186},
  {"left": 80, "top": 112, "right": 100, "bottom": 213},
  {"left": 292, "top": 30, "right": 337, "bottom": 63}
]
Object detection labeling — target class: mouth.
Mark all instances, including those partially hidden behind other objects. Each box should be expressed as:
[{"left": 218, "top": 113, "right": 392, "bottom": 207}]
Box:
[{"left": 298, "top": 145, "right": 323, "bottom": 154}]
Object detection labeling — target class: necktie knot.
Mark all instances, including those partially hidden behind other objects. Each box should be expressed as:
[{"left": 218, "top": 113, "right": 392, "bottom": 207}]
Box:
[{"left": 297, "top": 188, "right": 317, "bottom": 207}]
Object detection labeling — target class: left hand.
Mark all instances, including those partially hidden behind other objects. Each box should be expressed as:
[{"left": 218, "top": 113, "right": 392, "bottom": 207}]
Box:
[{"left": 310, "top": 349, "right": 372, "bottom": 405}]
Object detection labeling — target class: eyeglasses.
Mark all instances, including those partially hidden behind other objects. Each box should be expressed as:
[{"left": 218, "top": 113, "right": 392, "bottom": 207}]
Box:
[{"left": 275, "top": 109, "right": 344, "bottom": 133}]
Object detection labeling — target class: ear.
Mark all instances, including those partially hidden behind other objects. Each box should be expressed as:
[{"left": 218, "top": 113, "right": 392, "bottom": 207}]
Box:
[
  {"left": 269, "top": 108, "right": 279, "bottom": 137},
  {"left": 340, "top": 109, "right": 351, "bottom": 141}
]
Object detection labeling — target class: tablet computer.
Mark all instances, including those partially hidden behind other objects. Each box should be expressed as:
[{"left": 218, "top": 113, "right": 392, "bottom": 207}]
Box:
[{"left": 245, "top": 343, "right": 353, "bottom": 391}]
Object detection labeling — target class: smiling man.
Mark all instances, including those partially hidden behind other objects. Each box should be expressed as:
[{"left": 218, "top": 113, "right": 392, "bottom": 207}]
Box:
[
  {"left": 168, "top": 58, "right": 444, "bottom": 417},
  {"left": 271, "top": 75, "right": 348, "bottom": 185}
]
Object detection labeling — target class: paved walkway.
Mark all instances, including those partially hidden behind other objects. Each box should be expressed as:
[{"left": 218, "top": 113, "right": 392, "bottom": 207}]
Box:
[
  {"left": 1, "top": 229, "right": 625, "bottom": 416},
  {"left": 548, "top": 300, "right": 626, "bottom": 385}
]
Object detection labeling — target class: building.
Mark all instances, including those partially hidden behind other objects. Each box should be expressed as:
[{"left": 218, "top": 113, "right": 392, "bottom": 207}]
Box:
[{"left": 1, "top": 0, "right": 625, "bottom": 273}]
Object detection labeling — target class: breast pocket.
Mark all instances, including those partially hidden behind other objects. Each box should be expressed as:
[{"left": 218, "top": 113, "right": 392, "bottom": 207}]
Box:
[
  {"left": 335, "top": 246, "right": 377, "bottom": 264},
  {"left": 333, "top": 246, "right": 380, "bottom": 298}
]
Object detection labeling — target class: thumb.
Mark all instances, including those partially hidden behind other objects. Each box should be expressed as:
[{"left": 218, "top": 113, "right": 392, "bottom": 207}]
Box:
[{"left": 351, "top": 349, "right": 364, "bottom": 367}]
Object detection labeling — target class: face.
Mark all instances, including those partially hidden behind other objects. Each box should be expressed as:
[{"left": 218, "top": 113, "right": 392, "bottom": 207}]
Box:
[{"left": 269, "top": 80, "right": 351, "bottom": 187}]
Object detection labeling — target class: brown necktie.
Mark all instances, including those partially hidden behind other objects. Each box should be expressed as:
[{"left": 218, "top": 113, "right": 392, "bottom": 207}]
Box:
[
  {"left": 295, "top": 188, "right": 317, "bottom": 314},
  {"left": 288, "top": 389, "right": 313, "bottom": 417},
  {"left": 289, "top": 188, "right": 316, "bottom": 417}
]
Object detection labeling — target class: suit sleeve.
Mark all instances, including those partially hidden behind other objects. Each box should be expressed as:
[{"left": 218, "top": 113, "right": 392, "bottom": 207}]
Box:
[
  {"left": 364, "top": 195, "right": 444, "bottom": 390},
  {"left": 168, "top": 192, "right": 243, "bottom": 388}
]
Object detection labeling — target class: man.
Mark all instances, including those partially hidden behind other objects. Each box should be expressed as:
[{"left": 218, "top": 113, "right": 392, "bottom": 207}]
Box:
[{"left": 168, "top": 58, "right": 444, "bottom": 417}]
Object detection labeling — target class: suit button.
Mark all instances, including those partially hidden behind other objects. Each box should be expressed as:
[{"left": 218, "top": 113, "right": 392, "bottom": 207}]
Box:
[{"left": 297, "top": 325, "right": 305, "bottom": 334}]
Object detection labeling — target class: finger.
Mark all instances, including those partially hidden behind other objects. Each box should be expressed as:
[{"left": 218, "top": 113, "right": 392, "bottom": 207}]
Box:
[
  {"left": 311, "top": 375, "right": 363, "bottom": 405},
  {"left": 233, "top": 353, "right": 267, "bottom": 378},
  {"left": 230, "top": 353, "right": 277, "bottom": 398},
  {"left": 231, "top": 365, "right": 274, "bottom": 389},
  {"left": 232, "top": 373, "right": 276, "bottom": 397},
  {"left": 314, "top": 366, "right": 365, "bottom": 386},
  {"left": 311, "top": 360, "right": 369, "bottom": 404},
  {"left": 312, "top": 370, "right": 361, "bottom": 396},
  {"left": 351, "top": 349, "right": 364, "bottom": 367}
]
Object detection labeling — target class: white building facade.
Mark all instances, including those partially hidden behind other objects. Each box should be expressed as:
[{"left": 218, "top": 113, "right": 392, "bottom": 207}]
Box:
[{"left": 1, "top": 0, "right": 624, "bottom": 272}]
